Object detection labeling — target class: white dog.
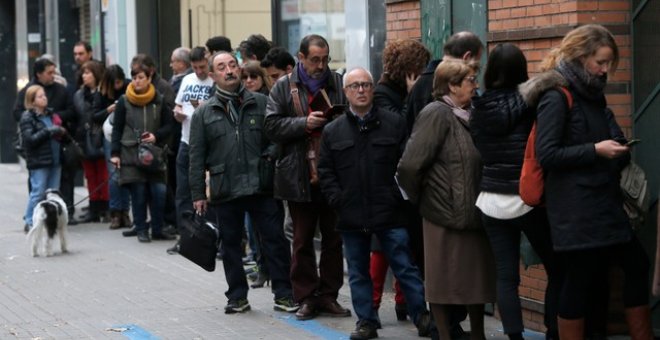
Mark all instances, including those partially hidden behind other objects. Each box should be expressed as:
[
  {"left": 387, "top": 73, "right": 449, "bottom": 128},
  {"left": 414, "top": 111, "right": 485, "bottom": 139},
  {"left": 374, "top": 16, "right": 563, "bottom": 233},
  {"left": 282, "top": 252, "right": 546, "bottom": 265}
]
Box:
[{"left": 27, "top": 189, "right": 69, "bottom": 257}]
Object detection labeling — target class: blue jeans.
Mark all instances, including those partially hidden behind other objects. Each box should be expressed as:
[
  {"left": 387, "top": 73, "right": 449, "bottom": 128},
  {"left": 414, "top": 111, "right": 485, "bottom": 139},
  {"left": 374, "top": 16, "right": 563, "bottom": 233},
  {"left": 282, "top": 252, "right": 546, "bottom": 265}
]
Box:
[
  {"left": 104, "top": 139, "right": 130, "bottom": 211},
  {"left": 24, "top": 166, "right": 62, "bottom": 226},
  {"left": 342, "top": 227, "right": 426, "bottom": 325},
  {"left": 126, "top": 181, "right": 166, "bottom": 234},
  {"left": 174, "top": 142, "right": 192, "bottom": 228},
  {"left": 208, "top": 195, "right": 292, "bottom": 301}
]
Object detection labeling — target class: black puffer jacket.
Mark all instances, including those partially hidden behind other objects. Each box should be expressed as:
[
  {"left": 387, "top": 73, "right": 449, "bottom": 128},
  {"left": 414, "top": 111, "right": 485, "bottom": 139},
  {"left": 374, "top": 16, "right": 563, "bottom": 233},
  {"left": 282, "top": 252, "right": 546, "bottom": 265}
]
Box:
[
  {"left": 470, "top": 88, "right": 534, "bottom": 194},
  {"left": 318, "top": 107, "right": 408, "bottom": 232},
  {"left": 19, "top": 110, "right": 61, "bottom": 170}
]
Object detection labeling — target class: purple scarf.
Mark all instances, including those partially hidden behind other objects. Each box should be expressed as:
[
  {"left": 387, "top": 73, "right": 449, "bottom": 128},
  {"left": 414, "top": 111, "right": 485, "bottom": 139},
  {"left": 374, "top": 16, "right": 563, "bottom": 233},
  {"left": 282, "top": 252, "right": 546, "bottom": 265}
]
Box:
[{"left": 297, "top": 64, "right": 330, "bottom": 95}]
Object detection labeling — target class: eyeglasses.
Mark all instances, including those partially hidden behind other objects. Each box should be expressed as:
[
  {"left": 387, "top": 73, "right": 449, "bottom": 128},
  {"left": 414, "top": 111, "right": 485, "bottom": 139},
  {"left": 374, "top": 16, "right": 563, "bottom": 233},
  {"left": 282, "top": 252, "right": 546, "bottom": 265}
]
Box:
[
  {"left": 464, "top": 76, "right": 478, "bottom": 84},
  {"left": 308, "top": 56, "right": 331, "bottom": 65},
  {"left": 242, "top": 74, "right": 260, "bottom": 80},
  {"left": 345, "top": 82, "right": 374, "bottom": 91}
]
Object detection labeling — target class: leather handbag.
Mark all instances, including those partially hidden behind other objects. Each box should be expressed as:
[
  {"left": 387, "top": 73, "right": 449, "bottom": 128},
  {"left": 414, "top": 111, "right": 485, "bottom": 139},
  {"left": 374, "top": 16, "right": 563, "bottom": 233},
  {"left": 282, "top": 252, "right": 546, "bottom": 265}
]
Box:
[
  {"left": 519, "top": 87, "right": 572, "bottom": 206},
  {"left": 178, "top": 211, "right": 221, "bottom": 272},
  {"left": 137, "top": 142, "right": 167, "bottom": 173}
]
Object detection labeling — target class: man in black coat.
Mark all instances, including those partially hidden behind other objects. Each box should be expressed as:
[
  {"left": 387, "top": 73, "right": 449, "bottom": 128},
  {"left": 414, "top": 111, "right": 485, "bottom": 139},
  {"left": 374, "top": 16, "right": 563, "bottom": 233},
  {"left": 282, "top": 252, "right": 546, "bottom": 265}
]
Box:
[
  {"left": 318, "top": 67, "right": 434, "bottom": 340},
  {"left": 14, "top": 58, "right": 78, "bottom": 223}
]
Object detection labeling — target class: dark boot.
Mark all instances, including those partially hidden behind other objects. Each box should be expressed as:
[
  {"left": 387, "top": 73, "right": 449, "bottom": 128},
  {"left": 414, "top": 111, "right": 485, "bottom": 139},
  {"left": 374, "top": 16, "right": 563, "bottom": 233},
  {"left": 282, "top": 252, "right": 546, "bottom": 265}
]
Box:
[
  {"left": 558, "top": 317, "right": 585, "bottom": 340},
  {"left": 108, "top": 210, "right": 122, "bottom": 229},
  {"left": 624, "top": 305, "right": 654, "bottom": 340},
  {"left": 97, "top": 200, "right": 110, "bottom": 223},
  {"left": 79, "top": 201, "right": 100, "bottom": 223},
  {"left": 121, "top": 210, "right": 132, "bottom": 228}
]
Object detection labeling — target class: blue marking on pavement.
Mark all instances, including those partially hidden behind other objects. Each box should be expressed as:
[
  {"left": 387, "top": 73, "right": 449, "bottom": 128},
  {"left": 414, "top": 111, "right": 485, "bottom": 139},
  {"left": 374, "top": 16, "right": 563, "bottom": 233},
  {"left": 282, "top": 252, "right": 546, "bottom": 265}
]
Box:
[
  {"left": 278, "top": 315, "right": 350, "bottom": 339},
  {"left": 114, "top": 324, "right": 161, "bottom": 340}
]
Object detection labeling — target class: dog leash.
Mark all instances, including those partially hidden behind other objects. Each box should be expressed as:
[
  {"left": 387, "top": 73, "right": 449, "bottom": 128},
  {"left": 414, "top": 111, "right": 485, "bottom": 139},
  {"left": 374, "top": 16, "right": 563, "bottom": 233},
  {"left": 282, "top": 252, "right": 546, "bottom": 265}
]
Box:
[{"left": 72, "top": 167, "right": 117, "bottom": 208}]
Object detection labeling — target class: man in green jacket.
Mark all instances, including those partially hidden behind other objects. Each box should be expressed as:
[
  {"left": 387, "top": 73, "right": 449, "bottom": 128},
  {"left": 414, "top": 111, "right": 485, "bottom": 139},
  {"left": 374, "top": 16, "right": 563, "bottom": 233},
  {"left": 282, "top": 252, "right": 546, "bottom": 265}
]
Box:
[{"left": 188, "top": 51, "right": 297, "bottom": 314}]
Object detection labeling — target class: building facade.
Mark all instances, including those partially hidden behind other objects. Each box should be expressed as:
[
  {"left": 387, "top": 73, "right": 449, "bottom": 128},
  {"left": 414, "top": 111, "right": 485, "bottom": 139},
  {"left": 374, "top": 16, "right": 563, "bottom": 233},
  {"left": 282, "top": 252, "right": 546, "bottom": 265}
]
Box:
[{"left": 386, "top": 0, "right": 658, "bottom": 333}]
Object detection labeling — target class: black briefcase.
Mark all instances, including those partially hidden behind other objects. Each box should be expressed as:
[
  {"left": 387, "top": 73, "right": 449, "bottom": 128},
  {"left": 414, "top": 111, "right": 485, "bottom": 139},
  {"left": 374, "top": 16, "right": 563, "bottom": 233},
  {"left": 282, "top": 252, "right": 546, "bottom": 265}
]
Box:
[{"left": 178, "top": 211, "right": 221, "bottom": 272}]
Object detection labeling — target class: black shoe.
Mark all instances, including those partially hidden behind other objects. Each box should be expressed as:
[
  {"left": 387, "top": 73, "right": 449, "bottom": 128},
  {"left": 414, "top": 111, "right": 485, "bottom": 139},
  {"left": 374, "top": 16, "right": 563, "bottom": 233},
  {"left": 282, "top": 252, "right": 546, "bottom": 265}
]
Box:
[
  {"left": 450, "top": 324, "right": 466, "bottom": 340},
  {"left": 67, "top": 217, "right": 78, "bottom": 226},
  {"left": 151, "top": 232, "right": 176, "bottom": 241},
  {"left": 137, "top": 231, "right": 151, "bottom": 243},
  {"left": 122, "top": 228, "right": 137, "bottom": 237},
  {"left": 224, "top": 298, "right": 250, "bottom": 314},
  {"left": 416, "top": 311, "right": 433, "bottom": 337},
  {"left": 250, "top": 272, "right": 270, "bottom": 288},
  {"left": 395, "top": 303, "right": 408, "bottom": 321},
  {"left": 350, "top": 320, "right": 378, "bottom": 340},
  {"left": 166, "top": 243, "right": 180, "bottom": 255},
  {"left": 23, "top": 224, "right": 30, "bottom": 234}
]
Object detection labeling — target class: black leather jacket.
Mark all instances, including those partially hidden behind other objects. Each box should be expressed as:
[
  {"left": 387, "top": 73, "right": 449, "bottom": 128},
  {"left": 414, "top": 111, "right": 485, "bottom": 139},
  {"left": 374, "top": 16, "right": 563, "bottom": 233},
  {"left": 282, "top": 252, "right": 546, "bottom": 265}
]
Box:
[
  {"left": 264, "top": 64, "right": 346, "bottom": 202},
  {"left": 19, "top": 110, "right": 61, "bottom": 170}
]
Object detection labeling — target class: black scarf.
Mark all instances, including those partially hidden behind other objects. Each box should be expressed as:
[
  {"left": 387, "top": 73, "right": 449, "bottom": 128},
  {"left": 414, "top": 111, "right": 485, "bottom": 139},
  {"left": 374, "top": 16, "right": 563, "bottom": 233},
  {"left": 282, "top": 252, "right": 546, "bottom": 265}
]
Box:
[
  {"left": 557, "top": 60, "right": 607, "bottom": 101},
  {"left": 214, "top": 84, "right": 245, "bottom": 124}
]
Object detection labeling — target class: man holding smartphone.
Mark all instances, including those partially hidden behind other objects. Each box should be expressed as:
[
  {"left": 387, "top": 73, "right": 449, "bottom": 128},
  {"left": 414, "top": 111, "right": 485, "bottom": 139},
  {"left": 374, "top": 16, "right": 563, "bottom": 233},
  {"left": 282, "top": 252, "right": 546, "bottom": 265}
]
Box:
[{"left": 167, "top": 47, "right": 214, "bottom": 254}]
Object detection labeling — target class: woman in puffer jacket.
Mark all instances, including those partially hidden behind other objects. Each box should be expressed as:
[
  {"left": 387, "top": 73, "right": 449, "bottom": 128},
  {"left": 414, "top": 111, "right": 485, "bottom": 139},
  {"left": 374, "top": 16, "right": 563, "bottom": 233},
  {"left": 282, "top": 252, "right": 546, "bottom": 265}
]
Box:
[{"left": 470, "top": 43, "right": 563, "bottom": 340}]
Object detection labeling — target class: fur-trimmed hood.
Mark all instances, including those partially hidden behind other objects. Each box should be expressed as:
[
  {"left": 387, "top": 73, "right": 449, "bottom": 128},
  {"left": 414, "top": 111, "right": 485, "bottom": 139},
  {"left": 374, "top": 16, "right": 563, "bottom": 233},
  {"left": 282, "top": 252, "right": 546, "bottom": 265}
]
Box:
[{"left": 518, "top": 70, "right": 568, "bottom": 107}]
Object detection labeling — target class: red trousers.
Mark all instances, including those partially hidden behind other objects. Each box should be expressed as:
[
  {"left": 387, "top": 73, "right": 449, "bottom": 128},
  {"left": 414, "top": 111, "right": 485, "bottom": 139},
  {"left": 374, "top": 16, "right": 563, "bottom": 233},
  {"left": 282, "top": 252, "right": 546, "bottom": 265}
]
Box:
[
  {"left": 81, "top": 158, "right": 109, "bottom": 201},
  {"left": 370, "top": 250, "right": 405, "bottom": 308}
]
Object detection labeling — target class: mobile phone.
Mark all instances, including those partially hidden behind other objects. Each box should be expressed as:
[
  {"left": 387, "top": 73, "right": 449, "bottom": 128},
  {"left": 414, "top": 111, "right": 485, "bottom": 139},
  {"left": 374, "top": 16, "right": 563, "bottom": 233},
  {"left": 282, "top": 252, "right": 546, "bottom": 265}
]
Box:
[{"left": 626, "top": 139, "right": 641, "bottom": 147}]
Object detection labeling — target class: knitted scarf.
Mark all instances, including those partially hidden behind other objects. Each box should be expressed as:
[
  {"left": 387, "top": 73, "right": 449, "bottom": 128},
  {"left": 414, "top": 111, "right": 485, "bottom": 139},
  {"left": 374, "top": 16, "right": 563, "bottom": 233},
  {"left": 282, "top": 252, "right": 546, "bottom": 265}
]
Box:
[
  {"left": 214, "top": 84, "right": 245, "bottom": 124},
  {"left": 557, "top": 60, "right": 607, "bottom": 101},
  {"left": 297, "top": 64, "right": 330, "bottom": 95},
  {"left": 125, "top": 83, "right": 156, "bottom": 106}
]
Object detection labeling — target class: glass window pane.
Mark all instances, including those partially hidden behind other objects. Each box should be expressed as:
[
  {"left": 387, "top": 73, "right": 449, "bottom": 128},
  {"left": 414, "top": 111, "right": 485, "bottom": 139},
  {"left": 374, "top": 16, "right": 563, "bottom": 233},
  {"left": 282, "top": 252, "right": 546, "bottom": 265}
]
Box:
[{"left": 275, "top": 0, "right": 346, "bottom": 71}]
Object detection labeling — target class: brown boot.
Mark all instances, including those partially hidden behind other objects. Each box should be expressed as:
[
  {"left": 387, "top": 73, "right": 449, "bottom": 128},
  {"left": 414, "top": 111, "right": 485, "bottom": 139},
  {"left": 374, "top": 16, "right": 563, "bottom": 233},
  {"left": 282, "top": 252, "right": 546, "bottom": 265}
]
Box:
[
  {"left": 108, "top": 211, "right": 122, "bottom": 229},
  {"left": 625, "top": 305, "right": 654, "bottom": 340},
  {"left": 121, "top": 210, "right": 132, "bottom": 228},
  {"left": 558, "top": 317, "right": 585, "bottom": 340}
]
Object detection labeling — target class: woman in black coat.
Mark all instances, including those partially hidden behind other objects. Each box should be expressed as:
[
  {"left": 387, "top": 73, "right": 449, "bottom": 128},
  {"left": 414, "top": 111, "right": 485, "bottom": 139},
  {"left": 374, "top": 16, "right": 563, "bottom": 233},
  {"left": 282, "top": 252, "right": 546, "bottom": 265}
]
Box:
[
  {"left": 471, "top": 43, "right": 562, "bottom": 340},
  {"left": 534, "top": 24, "right": 651, "bottom": 339}
]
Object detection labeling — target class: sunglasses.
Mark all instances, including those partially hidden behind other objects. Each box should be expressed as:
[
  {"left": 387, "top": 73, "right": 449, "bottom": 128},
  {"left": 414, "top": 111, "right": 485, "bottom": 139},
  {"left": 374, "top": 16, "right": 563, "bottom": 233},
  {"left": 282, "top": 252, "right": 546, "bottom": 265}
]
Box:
[{"left": 242, "top": 74, "right": 261, "bottom": 80}]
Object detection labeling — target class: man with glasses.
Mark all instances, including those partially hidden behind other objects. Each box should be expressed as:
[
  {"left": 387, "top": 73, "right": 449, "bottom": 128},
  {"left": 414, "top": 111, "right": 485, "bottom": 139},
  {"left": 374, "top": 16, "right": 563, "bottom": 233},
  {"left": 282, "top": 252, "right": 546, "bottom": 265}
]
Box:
[
  {"left": 318, "top": 67, "right": 435, "bottom": 340},
  {"left": 265, "top": 34, "right": 351, "bottom": 321}
]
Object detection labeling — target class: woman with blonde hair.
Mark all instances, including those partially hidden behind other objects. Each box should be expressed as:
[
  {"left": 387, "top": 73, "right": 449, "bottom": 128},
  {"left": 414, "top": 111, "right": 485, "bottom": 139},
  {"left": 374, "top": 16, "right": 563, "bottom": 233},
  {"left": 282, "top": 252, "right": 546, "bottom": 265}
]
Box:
[
  {"left": 532, "top": 24, "right": 652, "bottom": 339},
  {"left": 397, "top": 59, "right": 495, "bottom": 340}
]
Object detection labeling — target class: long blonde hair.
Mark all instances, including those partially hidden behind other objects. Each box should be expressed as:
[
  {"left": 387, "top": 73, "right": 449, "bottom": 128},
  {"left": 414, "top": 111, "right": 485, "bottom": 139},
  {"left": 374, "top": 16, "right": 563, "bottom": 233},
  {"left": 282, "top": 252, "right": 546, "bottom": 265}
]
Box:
[{"left": 539, "top": 24, "right": 619, "bottom": 72}]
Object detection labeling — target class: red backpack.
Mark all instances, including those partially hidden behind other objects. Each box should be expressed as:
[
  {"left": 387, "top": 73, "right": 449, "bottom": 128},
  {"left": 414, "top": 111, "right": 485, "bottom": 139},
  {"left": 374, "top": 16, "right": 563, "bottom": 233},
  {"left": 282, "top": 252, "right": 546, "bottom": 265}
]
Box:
[{"left": 519, "top": 87, "right": 572, "bottom": 206}]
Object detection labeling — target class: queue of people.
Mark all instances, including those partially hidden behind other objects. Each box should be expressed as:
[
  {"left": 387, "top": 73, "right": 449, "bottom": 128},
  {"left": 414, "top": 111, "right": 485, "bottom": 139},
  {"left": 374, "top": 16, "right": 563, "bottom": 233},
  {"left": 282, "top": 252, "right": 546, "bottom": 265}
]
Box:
[{"left": 13, "top": 24, "right": 654, "bottom": 340}]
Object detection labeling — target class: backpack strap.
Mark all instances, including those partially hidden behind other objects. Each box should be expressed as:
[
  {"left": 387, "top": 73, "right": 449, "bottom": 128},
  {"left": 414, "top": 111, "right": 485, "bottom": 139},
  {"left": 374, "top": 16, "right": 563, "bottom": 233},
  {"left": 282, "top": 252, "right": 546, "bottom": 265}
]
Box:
[
  {"left": 558, "top": 86, "right": 573, "bottom": 110},
  {"left": 288, "top": 74, "right": 306, "bottom": 117}
]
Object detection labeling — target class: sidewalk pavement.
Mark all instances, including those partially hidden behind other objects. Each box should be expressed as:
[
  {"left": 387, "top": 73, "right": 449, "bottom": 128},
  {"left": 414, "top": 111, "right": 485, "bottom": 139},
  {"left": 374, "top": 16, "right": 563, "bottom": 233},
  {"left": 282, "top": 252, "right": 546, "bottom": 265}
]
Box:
[{"left": 0, "top": 163, "right": 543, "bottom": 339}]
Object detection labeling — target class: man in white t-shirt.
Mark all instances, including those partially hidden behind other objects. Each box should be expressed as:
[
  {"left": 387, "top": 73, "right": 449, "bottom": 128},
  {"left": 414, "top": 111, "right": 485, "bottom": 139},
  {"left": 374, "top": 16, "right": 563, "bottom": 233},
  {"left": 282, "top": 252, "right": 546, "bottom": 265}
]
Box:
[{"left": 168, "top": 46, "right": 214, "bottom": 254}]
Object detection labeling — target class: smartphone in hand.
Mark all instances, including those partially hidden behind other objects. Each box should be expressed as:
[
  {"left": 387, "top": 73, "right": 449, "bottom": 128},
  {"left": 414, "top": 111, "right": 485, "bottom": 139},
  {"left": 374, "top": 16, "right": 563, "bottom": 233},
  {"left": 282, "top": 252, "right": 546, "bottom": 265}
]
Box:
[{"left": 625, "top": 139, "right": 641, "bottom": 147}]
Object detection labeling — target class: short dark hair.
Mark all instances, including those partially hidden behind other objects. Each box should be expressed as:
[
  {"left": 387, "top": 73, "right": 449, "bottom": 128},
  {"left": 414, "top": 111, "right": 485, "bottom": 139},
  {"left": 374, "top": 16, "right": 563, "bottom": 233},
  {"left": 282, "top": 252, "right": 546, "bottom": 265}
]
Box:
[
  {"left": 33, "top": 58, "right": 55, "bottom": 78},
  {"left": 260, "top": 46, "right": 296, "bottom": 70},
  {"left": 443, "top": 32, "right": 483, "bottom": 59},
  {"left": 130, "top": 63, "right": 151, "bottom": 78},
  {"left": 208, "top": 51, "right": 238, "bottom": 72},
  {"left": 131, "top": 54, "right": 157, "bottom": 75},
  {"left": 299, "top": 34, "right": 329, "bottom": 57},
  {"left": 206, "top": 36, "right": 232, "bottom": 54},
  {"left": 190, "top": 46, "right": 207, "bottom": 63},
  {"left": 75, "top": 41, "right": 92, "bottom": 52},
  {"left": 483, "top": 43, "right": 528, "bottom": 90},
  {"left": 238, "top": 34, "right": 272, "bottom": 61},
  {"left": 100, "top": 64, "right": 126, "bottom": 99}
]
